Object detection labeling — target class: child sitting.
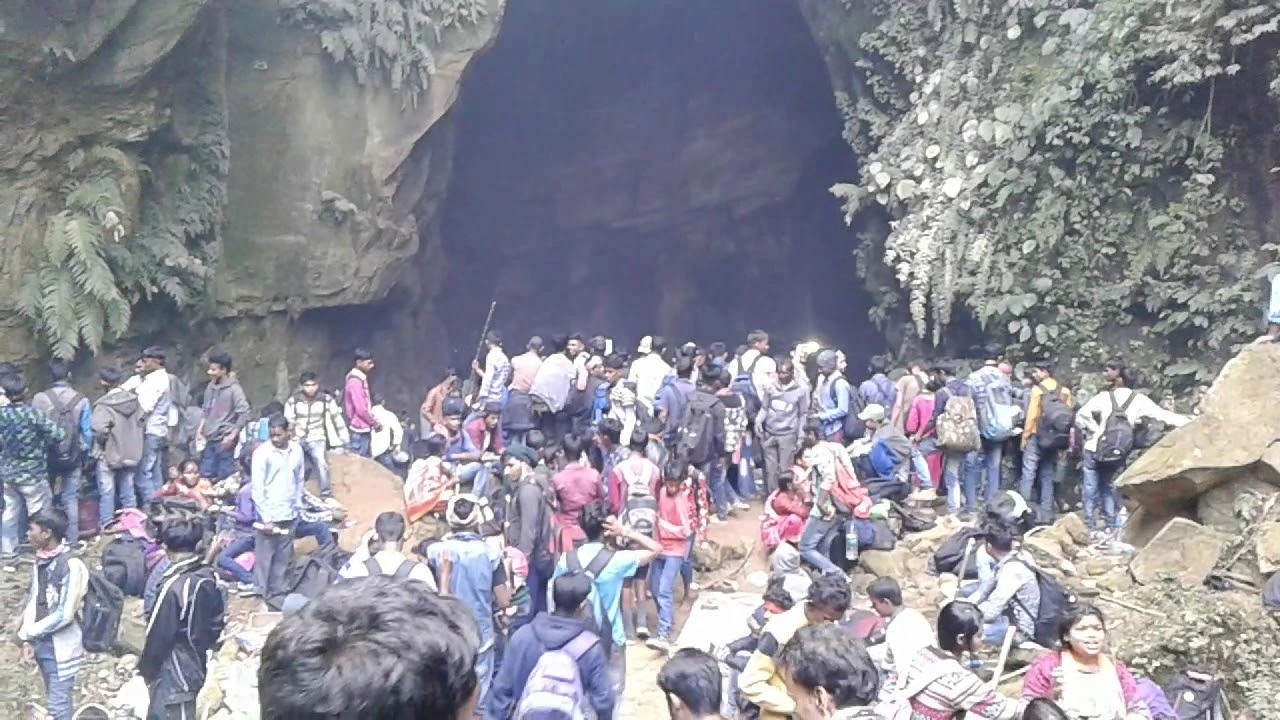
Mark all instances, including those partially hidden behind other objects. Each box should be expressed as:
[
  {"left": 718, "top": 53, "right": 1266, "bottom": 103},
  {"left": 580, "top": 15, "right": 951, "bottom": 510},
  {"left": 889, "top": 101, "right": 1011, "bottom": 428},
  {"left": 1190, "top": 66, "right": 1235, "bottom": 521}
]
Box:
[
  {"left": 761, "top": 470, "right": 809, "bottom": 551},
  {"left": 405, "top": 434, "right": 456, "bottom": 522},
  {"left": 156, "top": 460, "right": 213, "bottom": 508},
  {"left": 714, "top": 576, "right": 795, "bottom": 672}
]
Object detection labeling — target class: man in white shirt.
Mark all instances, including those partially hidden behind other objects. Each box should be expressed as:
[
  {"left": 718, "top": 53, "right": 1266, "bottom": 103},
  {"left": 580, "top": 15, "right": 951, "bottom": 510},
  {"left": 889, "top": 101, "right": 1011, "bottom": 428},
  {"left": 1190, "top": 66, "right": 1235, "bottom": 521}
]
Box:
[
  {"left": 341, "top": 512, "right": 438, "bottom": 591},
  {"left": 628, "top": 335, "right": 673, "bottom": 415},
  {"left": 730, "top": 329, "right": 778, "bottom": 393},
  {"left": 134, "top": 346, "right": 172, "bottom": 505},
  {"left": 867, "top": 577, "right": 934, "bottom": 694},
  {"left": 1074, "top": 360, "right": 1191, "bottom": 538}
]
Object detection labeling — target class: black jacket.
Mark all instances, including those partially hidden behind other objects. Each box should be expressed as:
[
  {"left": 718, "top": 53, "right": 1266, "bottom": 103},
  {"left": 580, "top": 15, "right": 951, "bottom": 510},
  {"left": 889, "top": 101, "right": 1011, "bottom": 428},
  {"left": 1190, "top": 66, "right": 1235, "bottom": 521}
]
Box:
[{"left": 139, "top": 558, "right": 226, "bottom": 701}]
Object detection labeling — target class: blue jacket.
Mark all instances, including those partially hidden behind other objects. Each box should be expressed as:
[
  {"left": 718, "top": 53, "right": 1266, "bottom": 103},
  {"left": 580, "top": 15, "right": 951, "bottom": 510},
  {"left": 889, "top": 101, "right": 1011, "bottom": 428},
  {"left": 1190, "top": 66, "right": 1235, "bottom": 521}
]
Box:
[{"left": 486, "top": 612, "right": 614, "bottom": 719}]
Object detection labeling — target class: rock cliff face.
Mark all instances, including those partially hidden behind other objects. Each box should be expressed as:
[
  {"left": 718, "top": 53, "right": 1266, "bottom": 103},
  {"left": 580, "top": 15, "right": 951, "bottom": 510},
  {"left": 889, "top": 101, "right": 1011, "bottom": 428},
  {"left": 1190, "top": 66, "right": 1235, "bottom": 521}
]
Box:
[{"left": 0, "top": 0, "right": 876, "bottom": 403}]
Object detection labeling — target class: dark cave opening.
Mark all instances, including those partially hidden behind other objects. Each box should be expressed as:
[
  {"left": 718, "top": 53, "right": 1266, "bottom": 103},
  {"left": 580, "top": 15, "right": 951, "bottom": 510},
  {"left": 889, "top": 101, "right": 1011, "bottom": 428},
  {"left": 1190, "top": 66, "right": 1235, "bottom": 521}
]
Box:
[{"left": 437, "top": 0, "right": 873, "bottom": 363}]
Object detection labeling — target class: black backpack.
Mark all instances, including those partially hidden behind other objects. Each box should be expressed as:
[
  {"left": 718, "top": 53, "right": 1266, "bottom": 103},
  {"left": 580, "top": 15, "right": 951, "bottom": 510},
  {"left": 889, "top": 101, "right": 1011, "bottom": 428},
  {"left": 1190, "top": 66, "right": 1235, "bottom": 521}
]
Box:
[
  {"left": 826, "top": 376, "right": 867, "bottom": 440},
  {"left": 45, "top": 391, "right": 85, "bottom": 472},
  {"left": 1163, "top": 668, "right": 1229, "bottom": 720},
  {"left": 731, "top": 355, "right": 764, "bottom": 417},
  {"left": 362, "top": 557, "right": 419, "bottom": 580},
  {"left": 929, "top": 528, "right": 985, "bottom": 579},
  {"left": 101, "top": 536, "right": 148, "bottom": 597},
  {"left": 1034, "top": 382, "right": 1073, "bottom": 451},
  {"left": 566, "top": 546, "right": 617, "bottom": 659},
  {"left": 287, "top": 546, "right": 353, "bottom": 600},
  {"left": 1095, "top": 391, "right": 1138, "bottom": 465},
  {"left": 81, "top": 565, "right": 125, "bottom": 653},
  {"left": 678, "top": 390, "right": 718, "bottom": 465},
  {"left": 1012, "top": 559, "right": 1075, "bottom": 648}
]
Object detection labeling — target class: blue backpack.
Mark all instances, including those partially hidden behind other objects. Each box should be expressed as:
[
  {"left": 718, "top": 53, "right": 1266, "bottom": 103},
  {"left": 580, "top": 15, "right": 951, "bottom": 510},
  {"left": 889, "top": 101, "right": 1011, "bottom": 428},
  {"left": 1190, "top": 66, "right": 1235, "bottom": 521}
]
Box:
[
  {"left": 975, "top": 376, "right": 1020, "bottom": 441},
  {"left": 589, "top": 383, "right": 611, "bottom": 430},
  {"left": 730, "top": 354, "right": 764, "bottom": 416}
]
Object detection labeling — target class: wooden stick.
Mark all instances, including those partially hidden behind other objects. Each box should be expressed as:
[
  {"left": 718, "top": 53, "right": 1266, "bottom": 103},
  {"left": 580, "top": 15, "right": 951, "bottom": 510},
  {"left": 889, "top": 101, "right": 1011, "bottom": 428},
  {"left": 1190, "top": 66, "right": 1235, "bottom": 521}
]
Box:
[
  {"left": 1097, "top": 594, "right": 1161, "bottom": 616},
  {"left": 988, "top": 625, "right": 1017, "bottom": 691},
  {"left": 950, "top": 538, "right": 977, "bottom": 602},
  {"left": 999, "top": 665, "right": 1032, "bottom": 684}
]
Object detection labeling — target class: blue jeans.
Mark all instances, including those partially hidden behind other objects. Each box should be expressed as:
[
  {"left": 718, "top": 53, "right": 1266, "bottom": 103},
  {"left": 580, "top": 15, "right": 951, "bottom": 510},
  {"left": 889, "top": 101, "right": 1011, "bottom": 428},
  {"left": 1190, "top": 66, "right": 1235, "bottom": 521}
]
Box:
[
  {"left": 137, "top": 434, "right": 165, "bottom": 504},
  {"left": 911, "top": 440, "right": 935, "bottom": 490},
  {"left": 455, "top": 461, "right": 492, "bottom": 497},
  {"left": 299, "top": 439, "right": 332, "bottom": 497},
  {"left": 963, "top": 438, "right": 1004, "bottom": 511},
  {"left": 737, "top": 440, "right": 758, "bottom": 499},
  {"left": 1081, "top": 450, "right": 1121, "bottom": 531},
  {"left": 96, "top": 464, "right": 137, "bottom": 529},
  {"left": 51, "top": 468, "right": 81, "bottom": 542},
  {"left": 349, "top": 432, "right": 372, "bottom": 457},
  {"left": 706, "top": 460, "right": 736, "bottom": 520},
  {"left": 650, "top": 548, "right": 688, "bottom": 639},
  {"left": 475, "top": 646, "right": 496, "bottom": 719},
  {"left": 217, "top": 534, "right": 255, "bottom": 584},
  {"left": 798, "top": 514, "right": 845, "bottom": 577},
  {"left": 199, "top": 441, "right": 238, "bottom": 481},
  {"left": 942, "top": 452, "right": 966, "bottom": 513},
  {"left": 296, "top": 520, "right": 336, "bottom": 550},
  {"left": 35, "top": 645, "right": 75, "bottom": 720},
  {"left": 1019, "top": 441, "right": 1058, "bottom": 516}
]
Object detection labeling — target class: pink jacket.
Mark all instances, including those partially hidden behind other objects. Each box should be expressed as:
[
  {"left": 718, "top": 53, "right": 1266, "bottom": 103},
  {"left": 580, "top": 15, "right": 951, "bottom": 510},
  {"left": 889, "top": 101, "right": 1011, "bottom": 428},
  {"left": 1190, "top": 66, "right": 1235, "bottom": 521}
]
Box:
[
  {"left": 344, "top": 370, "right": 375, "bottom": 432},
  {"left": 1022, "top": 652, "right": 1145, "bottom": 711}
]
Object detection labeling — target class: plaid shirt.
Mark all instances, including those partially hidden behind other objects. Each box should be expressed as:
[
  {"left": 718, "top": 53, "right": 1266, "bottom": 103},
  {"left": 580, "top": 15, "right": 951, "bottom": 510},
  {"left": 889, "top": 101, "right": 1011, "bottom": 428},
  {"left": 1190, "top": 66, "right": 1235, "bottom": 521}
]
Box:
[{"left": 0, "top": 403, "right": 64, "bottom": 485}]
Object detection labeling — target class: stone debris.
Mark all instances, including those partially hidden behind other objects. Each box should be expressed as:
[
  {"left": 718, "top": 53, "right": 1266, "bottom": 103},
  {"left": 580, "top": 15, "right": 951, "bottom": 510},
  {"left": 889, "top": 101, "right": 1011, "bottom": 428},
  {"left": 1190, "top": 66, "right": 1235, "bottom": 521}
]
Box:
[
  {"left": 327, "top": 452, "right": 407, "bottom": 551},
  {"left": 1129, "top": 518, "right": 1228, "bottom": 587}
]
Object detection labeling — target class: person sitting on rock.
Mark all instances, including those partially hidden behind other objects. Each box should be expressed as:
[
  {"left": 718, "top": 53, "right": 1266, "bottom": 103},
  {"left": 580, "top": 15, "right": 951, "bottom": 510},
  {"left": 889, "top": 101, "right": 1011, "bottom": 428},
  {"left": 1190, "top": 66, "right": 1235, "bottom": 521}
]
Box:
[
  {"left": 876, "top": 601, "right": 1024, "bottom": 719},
  {"left": 847, "top": 403, "right": 918, "bottom": 502},
  {"left": 960, "top": 523, "right": 1041, "bottom": 646},
  {"left": 761, "top": 469, "right": 809, "bottom": 552},
  {"left": 715, "top": 575, "right": 795, "bottom": 672},
  {"left": 775, "top": 623, "right": 881, "bottom": 720},
  {"left": 867, "top": 576, "right": 934, "bottom": 696},
  {"left": 1021, "top": 604, "right": 1153, "bottom": 719}
]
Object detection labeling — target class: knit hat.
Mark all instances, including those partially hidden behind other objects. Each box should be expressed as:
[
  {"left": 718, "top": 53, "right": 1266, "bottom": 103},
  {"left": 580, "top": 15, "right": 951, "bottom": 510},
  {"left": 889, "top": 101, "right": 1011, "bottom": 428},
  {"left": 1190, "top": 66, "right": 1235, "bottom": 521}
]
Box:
[{"left": 502, "top": 444, "right": 537, "bottom": 467}]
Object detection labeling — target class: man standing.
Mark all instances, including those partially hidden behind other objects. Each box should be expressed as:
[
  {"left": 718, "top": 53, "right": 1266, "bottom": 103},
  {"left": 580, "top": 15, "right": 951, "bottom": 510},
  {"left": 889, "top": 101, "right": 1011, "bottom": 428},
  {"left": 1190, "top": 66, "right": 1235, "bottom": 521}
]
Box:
[
  {"left": 474, "top": 330, "right": 510, "bottom": 409},
  {"left": 284, "top": 371, "right": 348, "bottom": 500},
  {"left": 890, "top": 360, "right": 927, "bottom": 432},
  {"left": 654, "top": 358, "right": 697, "bottom": 453},
  {"left": 812, "top": 350, "right": 852, "bottom": 443},
  {"left": 17, "top": 509, "right": 88, "bottom": 720},
  {"left": 140, "top": 518, "right": 225, "bottom": 719},
  {"left": 31, "top": 360, "right": 91, "bottom": 544},
  {"left": 965, "top": 345, "right": 1017, "bottom": 510},
  {"left": 530, "top": 335, "right": 578, "bottom": 439},
  {"left": 90, "top": 366, "right": 144, "bottom": 532},
  {"left": 134, "top": 346, "right": 173, "bottom": 504},
  {"left": 251, "top": 414, "right": 306, "bottom": 609},
  {"left": 629, "top": 335, "right": 673, "bottom": 415},
  {"left": 1019, "top": 361, "right": 1073, "bottom": 517},
  {"left": 755, "top": 358, "right": 809, "bottom": 496},
  {"left": 509, "top": 336, "right": 545, "bottom": 393},
  {"left": 0, "top": 375, "right": 63, "bottom": 560},
  {"left": 500, "top": 445, "right": 553, "bottom": 622},
  {"left": 648, "top": 468, "right": 697, "bottom": 654},
  {"left": 195, "top": 351, "right": 251, "bottom": 483},
  {"left": 344, "top": 348, "right": 380, "bottom": 457}
]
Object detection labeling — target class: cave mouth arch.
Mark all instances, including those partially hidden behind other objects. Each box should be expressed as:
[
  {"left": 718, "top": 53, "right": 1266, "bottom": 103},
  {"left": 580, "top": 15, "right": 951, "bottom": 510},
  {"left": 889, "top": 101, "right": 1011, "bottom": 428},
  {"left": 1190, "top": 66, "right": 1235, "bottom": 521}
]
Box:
[{"left": 437, "top": 0, "right": 871, "bottom": 363}]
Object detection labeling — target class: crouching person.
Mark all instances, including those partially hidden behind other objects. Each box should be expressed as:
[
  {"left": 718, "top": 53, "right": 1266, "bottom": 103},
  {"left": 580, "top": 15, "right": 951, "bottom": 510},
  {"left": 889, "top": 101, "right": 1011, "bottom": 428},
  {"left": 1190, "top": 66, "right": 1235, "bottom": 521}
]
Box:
[
  {"left": 18, "top": 509, "right": 89, "bottom": 720},
  {"left": 140, "top": 517, "right": 226, "bottom": 719},
  {"left": 775, "top": 623, "right": 881, "bottom": 720}
]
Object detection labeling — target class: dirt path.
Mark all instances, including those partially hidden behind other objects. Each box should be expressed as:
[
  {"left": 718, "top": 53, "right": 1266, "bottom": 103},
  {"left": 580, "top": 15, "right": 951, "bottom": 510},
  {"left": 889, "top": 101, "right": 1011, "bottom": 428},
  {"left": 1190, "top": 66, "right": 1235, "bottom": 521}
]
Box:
[{"left": 617, "top": 504, "right": 769, "bottom": 719}]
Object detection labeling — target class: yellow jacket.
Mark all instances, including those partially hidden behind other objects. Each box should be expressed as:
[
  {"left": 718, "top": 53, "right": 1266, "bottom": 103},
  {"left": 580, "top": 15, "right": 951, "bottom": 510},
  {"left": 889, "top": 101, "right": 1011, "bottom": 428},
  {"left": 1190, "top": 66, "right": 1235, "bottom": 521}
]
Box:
[
  {"left": 738, "top": 602, "right": 811, "bottom": 720},
  {"left": 1021, "top": 377, "right": 1072, "bottom": 449}
]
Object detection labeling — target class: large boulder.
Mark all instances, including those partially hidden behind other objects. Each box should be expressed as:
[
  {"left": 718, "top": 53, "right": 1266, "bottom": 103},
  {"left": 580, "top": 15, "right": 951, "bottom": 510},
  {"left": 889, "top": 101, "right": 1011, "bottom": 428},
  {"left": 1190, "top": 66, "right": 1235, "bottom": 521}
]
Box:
[
  {"left": 328, "top": 452, "right": 405, "bottom": 551},
  {"left": 1129, "top": 518, "right": 1227, "bottom": 587},
  {"left": 1117, "top": 345, "right": 1280, "bottom": 516}
]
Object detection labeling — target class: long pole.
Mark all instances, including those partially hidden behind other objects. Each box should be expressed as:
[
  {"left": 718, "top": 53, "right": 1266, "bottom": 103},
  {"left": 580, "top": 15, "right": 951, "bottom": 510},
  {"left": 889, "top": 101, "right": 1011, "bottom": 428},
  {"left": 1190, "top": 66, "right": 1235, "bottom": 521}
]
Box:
[{"left": 468, "top": 300, "right": 498, "bottom": 405}]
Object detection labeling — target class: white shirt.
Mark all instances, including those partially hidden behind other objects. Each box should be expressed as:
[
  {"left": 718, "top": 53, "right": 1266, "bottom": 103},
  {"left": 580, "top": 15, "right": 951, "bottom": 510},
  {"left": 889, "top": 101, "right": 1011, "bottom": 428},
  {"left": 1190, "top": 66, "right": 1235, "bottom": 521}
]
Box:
[
  {"left": 370, "top": 405, "right": 403, "bottom": 459},
  {"left": 1074, "top": 387, "right": 1190, "bottom": 453},
  {"left": 340, "top": 549, "right": 438, "bottom": 591},
  {"left": 881, "top": 607, "right": 935, "bottom": 692},
  {"left": 732, "top": 349, "right": 777, "bottom": 392},
  {"left": 628, "top": 353, "right": 672, "bottom": 413},
  {"left": 135, "top": 368, "right": 172, "bottom": 438}
]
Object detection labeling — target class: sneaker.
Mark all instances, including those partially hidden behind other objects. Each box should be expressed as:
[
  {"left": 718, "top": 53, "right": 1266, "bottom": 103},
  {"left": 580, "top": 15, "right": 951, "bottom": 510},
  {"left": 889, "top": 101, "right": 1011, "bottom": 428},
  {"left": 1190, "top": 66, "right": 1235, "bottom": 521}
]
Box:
[
  {"left": 733, "top": 501, "right": 752, "bottom": 511},
  {"left": 645, "top": 637, "right": 672, "bottom": 655},
  {"left": 710, "top": 643, "right": 730, "bottom": 662},
  {"left": 235, "top": 582, "right": 259, "bottom": 598},
  {"left": 635, "top": 623, "right": 651, "bottom": 641},
  {"left": 323, "top": 497, "right": 343, "bottom": 509},
  {"left": 711, "top": 517, "right": 728, "bottom": 525},
  {"left": 912, "top": 488, "right": 938, "bottom": 503}
]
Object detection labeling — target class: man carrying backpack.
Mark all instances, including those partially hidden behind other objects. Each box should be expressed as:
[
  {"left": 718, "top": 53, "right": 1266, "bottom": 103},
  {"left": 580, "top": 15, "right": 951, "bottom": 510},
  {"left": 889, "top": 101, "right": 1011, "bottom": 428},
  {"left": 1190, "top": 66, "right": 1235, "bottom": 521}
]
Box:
[
  {"left": 31, "top": 360, "right": 92, "bottom": 546},
  {"left": 928, "top": 363, "right": 980, "bottom": 517},
  {"left": 91, "top": 366, "right": 144, "bottom": 535},
  {"left": 857, "top": 355, "right": 897, "bottom": 412},
  {"left": 965, "top": 348, "right": 1019, "bottom": 513},
  {"left": 607, "top": 430, "right": 662, "bottom": 640},
  {"left": 140, "top": 517, "right": 226, "bottom": 719},
  {"left": 1019, "top": 361, "right": 1074, "bottom": 519},
  {"left": 813, "top": 350, "right": 855, "bottom": 443},
  {"left": 17, "top": 508, "right": 89, "bottom": 720},
  {"left": 1074, "top": 361, "right": 1190, "bottom": 541},
  {"left": 655, "top": 358, "right": 697, "bottom": 453},
  {"left": 0, "top": 376, "right": 65, "bottom": 563},
  {"left": 963, "top": 523, "right": 1042, "bottom": 646},
  {"left": 487, "top": 573, "right": 615, "bottom": 720}
]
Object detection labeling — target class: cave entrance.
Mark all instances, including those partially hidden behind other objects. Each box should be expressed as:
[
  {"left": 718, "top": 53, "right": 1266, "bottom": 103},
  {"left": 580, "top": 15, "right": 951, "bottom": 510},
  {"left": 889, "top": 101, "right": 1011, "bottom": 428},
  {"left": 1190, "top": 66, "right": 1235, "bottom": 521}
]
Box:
[{"left": 438, "top": 0, "right": 871, "bottom": 361}]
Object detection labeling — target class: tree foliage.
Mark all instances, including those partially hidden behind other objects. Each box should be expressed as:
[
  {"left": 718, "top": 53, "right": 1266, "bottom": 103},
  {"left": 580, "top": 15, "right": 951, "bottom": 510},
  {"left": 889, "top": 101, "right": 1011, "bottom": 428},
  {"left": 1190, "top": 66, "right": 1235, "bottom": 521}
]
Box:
[
  {"left": 280, "top": 0, "right": 488, "bottom": 107},
  {"left": 834, "top": 0, "right": 1280, "bottom": 391}
]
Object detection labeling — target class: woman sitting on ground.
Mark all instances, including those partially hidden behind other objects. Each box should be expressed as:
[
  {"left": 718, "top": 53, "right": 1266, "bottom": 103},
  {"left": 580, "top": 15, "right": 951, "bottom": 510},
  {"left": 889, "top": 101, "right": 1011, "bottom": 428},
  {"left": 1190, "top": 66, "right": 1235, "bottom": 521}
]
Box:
[
  {"left": 761, "top": 469, "right": 809, "bottom": 552},
  {"left": 878, "top": 601, "right": 1023, "bottom": 719},
  {"left": 1021, "top": 604, "right": 1152, "bottom": 719}
]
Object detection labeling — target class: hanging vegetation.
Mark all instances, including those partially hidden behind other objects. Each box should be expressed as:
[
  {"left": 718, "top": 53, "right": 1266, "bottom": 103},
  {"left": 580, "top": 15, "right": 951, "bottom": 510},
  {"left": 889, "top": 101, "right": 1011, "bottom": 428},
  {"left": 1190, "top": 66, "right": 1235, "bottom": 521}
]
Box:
[{"left": 832, "top": 0, "right": 1280, "bottom": 391}]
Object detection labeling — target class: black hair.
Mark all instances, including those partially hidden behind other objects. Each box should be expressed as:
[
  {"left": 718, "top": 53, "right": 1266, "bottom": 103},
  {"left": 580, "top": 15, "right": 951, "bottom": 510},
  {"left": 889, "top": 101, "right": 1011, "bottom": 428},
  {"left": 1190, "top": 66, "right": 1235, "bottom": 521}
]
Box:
[
  {"left": 526, "top": 336, "right": 544, "bottom": 353},
  {"left": 867, "top": 577, "right": 903, "bottom": 607},
  {"left": 868, "top": 354, "right": 889, "bottom": 375},
  {"left": 208, "top": 351, "right": 233, "bottom": 372},
  {"left": 674, "top": 356, "right": 694, "bottom": 379},
  {"left": 485, "top": 330, "right": 502, "bottom": 346},
  {"left": 1057, "top": 603, "right": 1106, "bottom": 649},
  {"left": 807, "top": 574, "right": 852, "bottom": 616},
  {"left": 604, "top": 353, "right": 626, "bottom": 370},
  {"left": 1023, "top": 698, "right": 1071, "bottom": 720},
  {"left": 627, "top": 429, "right": 649, "bottom": 452},
  {"left": 663, "top": 458, "right": 689, "bottom": 482},
  {"left": 777, "top": 357, "right": 794, "bottom": 374},
  {"left": 656, "top": 648, "right": 723, "bottom": 717},
  {"left": 416, "top": 434, "right": 448, "bottom": 459},
  {"left": 450, "top": 498, "right": 476, "bottom": 527},
  {"left": 596, "top": 418, "right": 622, "bottom": 446},
  {"left": 937, "top": 601, "right": 984, "bottom": 653},
  {"left": 259, "top": 575, "right": 480, "bottom": 720},
  {"left": 1033, "top": 359, "right": 1056, "bottom": 374},
  {"left": 29, "top": 508, "right": 69, "bottom": 542},
  {"left": 142, "top": 345, "right": 167, "bottom": 363},
  {"left": 551, "top": 573, "right": 592, "bottom": 615},
  {"left": 48, "top": 359, "right": 71, "bottom": 382},
  {"left": 747, "top": 329, "right": 768, "bottom": 346},
  {"left": 802, "top": 416, "right": 823, "bottom": 439},
  {"left": 482, "top": 401, "right": 502, "bottom": 417},
  {"left": 562, "top": 433, "right": 587, "bottom": 460},
  {"left": 777, "top": 471, "right": 795, "bottom": 492},
  {"left": 267, "top": 413, "right": 290, "bottom": 432},
  {"left": 353, "top": 347, "right": 374, "bottom": 362},
  {"left": 374, "top": 512, "right": 408, "bottom": 543},
  {"left": 924, "top": 377, "right": 944, "bottom": 392},
  {"left": 587, "top": 336, "right": 608, "bottom": 354},
  {"left": 982, "top": 343, "right": 1004, "bottom": 361},
  {"left": 579, "top": 500, "right": 609, "bottom": 542},
  {"left": 985, "top": 523, "right": 1016, "bottom": 553},
  {"left": 159, "top": 517, "right": 204, "bottom": 553},
  {"left": 525, "top": 429, "right": 546, "bottom": 451},
  {"left": 262, "top": 401, "right": 285, "bottom": 419},
  {"left": 708, "top": 341, "right": 727, "bottom": 358},
  {"left": 649, "top": 335, "right": 668, "bottom": 354},
  {"left": 548, "top": 334, "right": 569, "bottom": 353},
  {"left": 775, "top": 624, "right": 880, "bottom": 709},
  {"left": 371, "top": 393, "right": 385, "bottom": 406},
  {"left": 300, "top": 371, "right": 318, "bottom": 383},
  {"left": 100, "top": 366, "right": 123, "bottom": 386},
  {"left": 762, "top": 577, "right": 795, "bottom": 611}
]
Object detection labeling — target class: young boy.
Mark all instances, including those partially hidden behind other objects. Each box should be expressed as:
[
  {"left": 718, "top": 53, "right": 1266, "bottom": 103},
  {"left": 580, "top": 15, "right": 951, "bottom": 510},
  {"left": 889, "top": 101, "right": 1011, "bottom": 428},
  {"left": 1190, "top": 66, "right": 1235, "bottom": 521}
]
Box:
[
  {"left": 18, "top": 509, "right": 89, "bottom": 720},
  {"left": 140, "top": 517, "right": 226, "bottom": 718}
]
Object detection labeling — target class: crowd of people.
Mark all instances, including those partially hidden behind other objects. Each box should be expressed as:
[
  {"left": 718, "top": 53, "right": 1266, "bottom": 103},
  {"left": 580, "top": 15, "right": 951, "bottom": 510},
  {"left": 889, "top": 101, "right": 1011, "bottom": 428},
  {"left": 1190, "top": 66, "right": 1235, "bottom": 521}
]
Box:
[{"left": 0, "top": 328, "right": 1205, "bottom": 719}]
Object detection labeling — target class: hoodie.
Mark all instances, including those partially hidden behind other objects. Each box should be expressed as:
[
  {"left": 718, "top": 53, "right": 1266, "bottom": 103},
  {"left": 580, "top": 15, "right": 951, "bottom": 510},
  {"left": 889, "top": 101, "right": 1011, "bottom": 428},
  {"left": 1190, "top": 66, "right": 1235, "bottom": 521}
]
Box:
[
  {"left": 140, "top": 558, "right": 226, "bottom": 703},
  {"left": 769, "top": 542, "right": 811, "bottom": 602},
  {"left": 92, "top": 387, "right": 144, "bottom": 469},
  {"left": 486, "top": 612, "right": 614, "bottom": 720},
  {"left": 756, "top": 380, "right": 810, "bottom": 439},
  {"left": 201, "top": 374, "right": 250, "bottom": 442}
]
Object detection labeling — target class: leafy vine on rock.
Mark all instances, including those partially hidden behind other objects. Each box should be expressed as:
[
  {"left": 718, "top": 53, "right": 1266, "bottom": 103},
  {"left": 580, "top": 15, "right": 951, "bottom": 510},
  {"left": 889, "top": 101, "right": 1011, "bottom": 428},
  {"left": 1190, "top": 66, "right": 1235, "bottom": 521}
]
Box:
[
  {"left": 833, "top": 0, "right": 1280, "bottom": 392},
  {"left": 280, "top": 0, "right": 488, "bottom": 108}
]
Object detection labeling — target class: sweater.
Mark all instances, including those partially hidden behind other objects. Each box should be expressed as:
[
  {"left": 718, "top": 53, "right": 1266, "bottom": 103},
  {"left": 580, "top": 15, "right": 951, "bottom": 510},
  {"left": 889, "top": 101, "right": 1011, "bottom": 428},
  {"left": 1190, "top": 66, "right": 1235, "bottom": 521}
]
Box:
[
  {"left": 756, "top": 380, "right": 810, "bottom": 439},
  {"left": 284, "top": 392, "right": 349, "bottom": 449},
  {"left": 343, "top": 368, "right": 375, "bottom": 433},
  {"left": 140, "top": 558, "right": 225, "bottom": 702},
  {"left": 1021, "top": 651, "right": 1151, "bottom": 719},
  {"left": 486, "top": 613, "right": 614, "bottom": 719},
  {"left": 1021, "top": 377, "right": 1073, "bottom": 449},
  {"left": 19, "top": 546, "right": 88, "bottom": 681},
  {"left": 200, "top": 374, "right": 251, "bottom": 442},
  {"left": 91, "top": 387, "right": 144, "bottom": 469},
  {"left": 739, "top": 602, "right": 811, "bottom": 720}
]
